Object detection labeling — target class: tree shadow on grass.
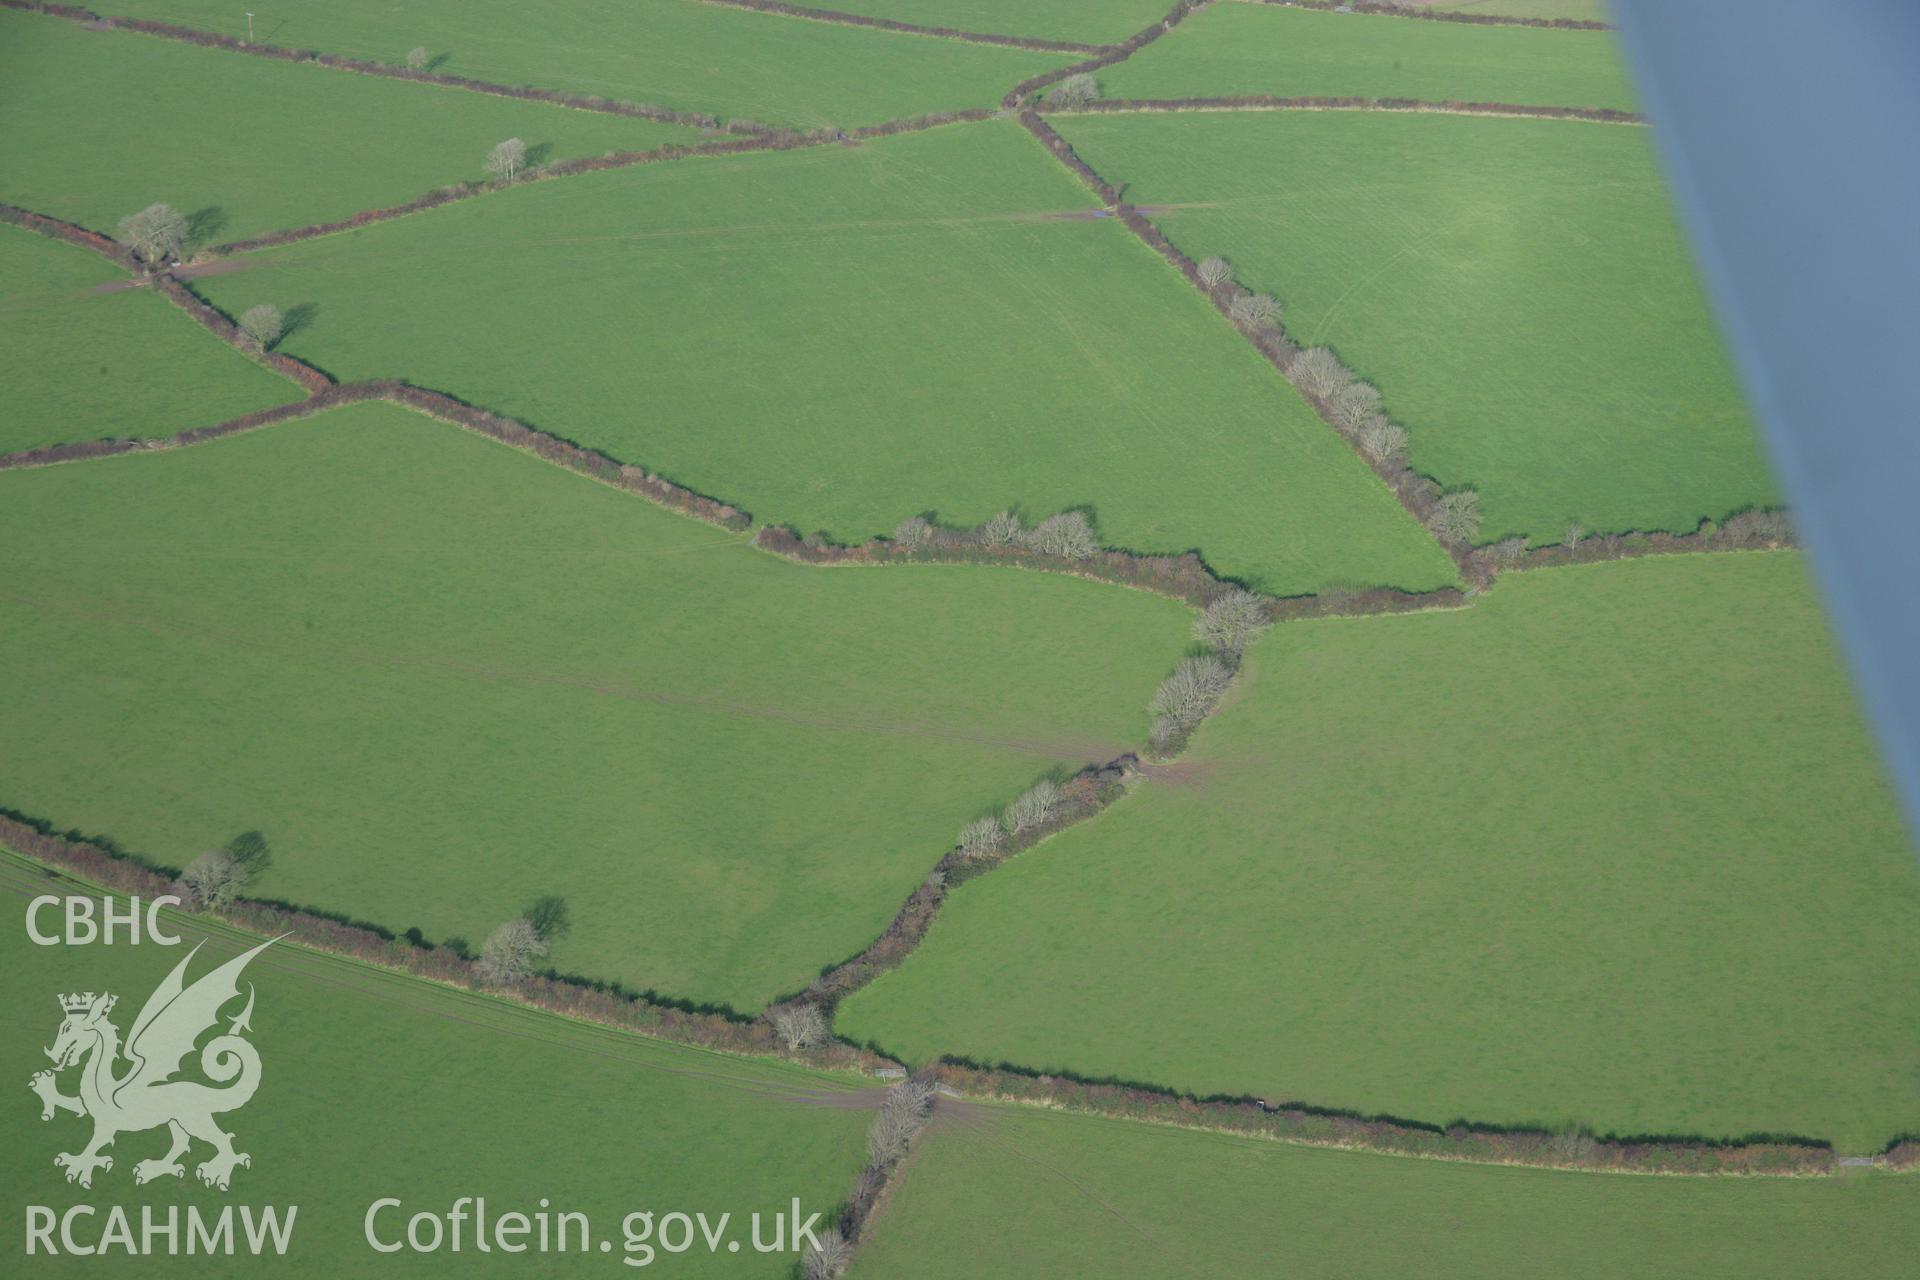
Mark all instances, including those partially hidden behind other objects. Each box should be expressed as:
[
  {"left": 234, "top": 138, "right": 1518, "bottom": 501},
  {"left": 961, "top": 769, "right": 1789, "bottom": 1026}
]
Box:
[
  {"left": 186, "top": 206, "right": 227, "bottom": 250},
  {"left": 281, "top": 302, "right": 318, "bottom": 342}
]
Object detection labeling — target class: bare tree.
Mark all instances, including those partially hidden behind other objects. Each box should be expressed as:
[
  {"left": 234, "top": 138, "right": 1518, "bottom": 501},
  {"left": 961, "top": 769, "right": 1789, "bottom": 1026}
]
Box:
[
  {"left": 1228, "top": 291, "right": 1281, "bottom": 328},
  {"left": 1286, "top": 347, "right": 1350, "bottom": 399},
  {"left": 892, "top": 515, "right": 933, "bottom": 549},
  {"left": 1047, "top": 72, "right": 1099, "bottom": 107},
  {"left": 866, "top": 1104, "right": 915, "bottom": 1165},
  {"left": 116, "top": 202, "right": 188, "bottom": 266},
  {"left": 1194, "top": 589, "right": 1270, "bottom": 659},
  {"left": 1545, "top": 1128, "right": 1599, "bottom": 1164},
  {"left": 1329, "top": 380, "right": 1382, "bottom": 432},
  {"left": 959, "top": 816, "right": 1004, "bottom": 859},
  {"left": 1197, "top": 256, "right": 1231, "bottom": 288},
  {"left": 484, "top": 137, "right": 527, "bottom": 183},
  {"left": 179, "top": 850, "right": 248, "bottom": 909},
  {"left": 1491, "top": 536, "right": 1528, "bottom": 568},
  {"left": 1717, "top": 509, "right": 1795, "bottom": 547},
  {"left": 1563, "top": 521, "right": 1585, "bottom": 555},
  {"left": 1021, "top": 511, "right": 1097, "bottom": 560},
  {"left": 979, "top": 510, "right": 1022, "bottom": 546},
  {"left": 767, "top": 1002, "right": 828, "bottom": 1050},
  {"left": 238, "top": 303, "right": 283, "bottom": 350},
  {"left": 475, "top": 917, "right": 547, "bottom": 985},
  {"left": 1003, "top": 780, "right": 1062, "bottom": 834},
  {"left": 801, "top": 1227, "right": 853, "bottom": 1280},
  {"left": 867, "top": 1078, "right": 934, "bottom": 1165},
  {"left": 406, "top": 46, "right": 429, "bottom": 70},
  {"left": 1149, "top": 655, "right": 1232, "bottom": 732},
  {"left": 884, "top": 1076, "right": 934, "bottom": 1123},
  {"left": 1428, "top": 489, "right": 1481, "bottom": 546},
  {"left": 1358, "top": 417, "right": 1409, "bottom": 463}
]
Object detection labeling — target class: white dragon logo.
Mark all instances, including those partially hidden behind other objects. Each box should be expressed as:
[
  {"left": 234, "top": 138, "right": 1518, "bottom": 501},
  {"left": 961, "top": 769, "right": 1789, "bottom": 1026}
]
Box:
[{"left": 28, "top": 937, "right": 280, "bottom": 1191}]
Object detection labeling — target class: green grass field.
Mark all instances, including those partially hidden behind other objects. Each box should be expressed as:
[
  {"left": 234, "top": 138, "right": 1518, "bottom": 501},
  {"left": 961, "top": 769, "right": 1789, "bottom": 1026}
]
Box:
[
  {"left": 852, "top": 1102, "right": 1920, "bottom": 1280},
  {"left": 1097, "top": 2, "right": 1634, "bottom": 108},
  {"left": 0, "top": 10, "right": 702, "bottom": 247},
  {"left": 1054, "top": 110, "right": 1776, "bottom": 543},
  {"left": 839, "top": 554, "right": 1920, "bottom": 1152},
  {"left": 0, "top": 223, "right": 301, "bottom": 455},
  {"left": 0, "top": 400, "right": 1196, "bottom": 1013},
  {"left": 100, "top": 0, "right": 1070, "bottom": 130},
  {"left": 0, "top": 853, "right": 872, "bottom": 1277},
  {"left": 187, "top": 121, "right": 1457, "bottom": 595},
  {"left": 823, "top": 0, "right": 1169, "bottom": 43},
  {"left": 1450, "top": 0, "right": 1611, "bottom": 20}
]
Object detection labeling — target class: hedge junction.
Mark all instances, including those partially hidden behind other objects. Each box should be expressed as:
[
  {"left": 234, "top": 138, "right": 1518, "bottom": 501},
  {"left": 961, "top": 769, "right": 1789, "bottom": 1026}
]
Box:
[{"left": 0, "top": 1, "right": 1897, "bottom": 1276}]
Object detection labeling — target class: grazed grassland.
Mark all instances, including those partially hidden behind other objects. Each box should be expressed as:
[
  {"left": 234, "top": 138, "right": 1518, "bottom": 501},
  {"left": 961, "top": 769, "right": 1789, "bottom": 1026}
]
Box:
[
  {"left": 190, "top": 122, "right": 1459, "bottom": 594},
  {"left": 0, "top": 222, "right": 300, "bottom": 455},
  {"left": 1054, "top": 110, "right": 1777, "bottom": 542},
  {"left": 0, "top": 855, "right": 872, "bottom": 1277},
  {"left": 1097, "top": 2, "right": 1634, "bottom": 109},
  {"left": 840, "top": 555, "right": 1920, "bottom": 1152},
  {"left": 0, "top": 402, "right": 1196, "bottom": 1013},
  {"left": 0, "top": 9, "right": 703, "bottom": 247},
  {"left": 98, "top": 0, "right": 1073, "bottom": 129},
  {"left": 851, "top": 1102, "right": 1920, "bottom": 1280},
  {"left": 821, "top": 0, "right": 1170, "bottom": 44}
]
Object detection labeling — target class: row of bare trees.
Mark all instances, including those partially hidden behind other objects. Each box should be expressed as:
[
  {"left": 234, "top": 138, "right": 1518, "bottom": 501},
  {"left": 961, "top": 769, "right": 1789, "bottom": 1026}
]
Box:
[
  {"left": 798, "top": 1074, "right": 936, "bottom": 1279},
  {"left": 1146, "top": 589, "right": 1274, "bottom": 752},
  {"left": 891, "top": 507, "right": 1100, "bottom": 561},
  {"left": 1198, "top": 254, "right": 1485, "bottom": 554},
  {"left": 113, "top": 201, "right": 288, "bottom": 353}
]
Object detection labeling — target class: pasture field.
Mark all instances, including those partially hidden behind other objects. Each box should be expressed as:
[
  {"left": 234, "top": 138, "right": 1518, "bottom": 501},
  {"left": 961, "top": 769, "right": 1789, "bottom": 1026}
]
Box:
[
  {"left": 1096, "top": 2, "right": 1634, "bottom": 109},
  {"left": 191, "top": 121, "right": 1459, "bottom": 594},
  {"left": 1054, "top": 110, "right": 1777, "bottom": 543},
  {"left": 1451, "top": 0, "right": 1612, "bottom": 20},
  {"left": 0, "top": 223, "right": 300, "bottom": 455},
  {"left": 0, "top": 9, "right": 702, "bottom": 247},
  {"left": 100, "top": 0, "right": 1070, "bottom": 130},
  {"left": 838, "top": 554, "right": 1920, "bottom": 1152},
  {"left": 0, "top": 401, "right": 1197, "bottom": 1014},
  {"left": 851, "top": 1102, "right": 1920, "bottom": 1280},
  {"left": 0, "top": 853, "right": 873, "bottom": 1277},
  {"left": 821, "top": 0, "right": 1169, "bottom": 44}
]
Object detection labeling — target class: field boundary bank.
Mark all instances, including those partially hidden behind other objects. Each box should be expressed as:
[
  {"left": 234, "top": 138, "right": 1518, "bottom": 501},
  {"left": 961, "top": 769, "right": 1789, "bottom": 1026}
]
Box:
[
  {"left": 1052, "top": 95, "right": 1647, "bottom": 125},
  {"left": 203, "top": 110, "right": 995, "bottom": 256},
  {"left": 1001, "top": 0, "right": 1210, "bottom": 112},
  {"left": 1015, "top": 108, "right": 1482, "bottom": 575},
  {"left": 932, "top": 1064, "right": 1852, "bottom": 1176},
  {"left": 0, "top": 818, "right": 894, "bottom": 1071},
  {"left": 8, "top": 827, "right": 1902, "bottom": 1178},
  {"left": 5, "top": 0, "right": 1878, "bottom": 1221},
  {"left": 1, "top": 1, "right": 768, "bottom": 133},
  {"left": 698, "top": 0, "right": 1110, "bottom": 54},
  {"left": 3, "top": 193, "right": 1791, "bottom": 584},
  {"left": 1009, "top": 116, "right": 1789, "bottom": 576},
  {"left": 0, "top": 201, "right": 332, "bottom": 392},
  {"left": 1254, "top": 0, "right": 1612, "bottom": 32},
  {"left": 0, "top": 379, "right": 755, "bottom": 530}
]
